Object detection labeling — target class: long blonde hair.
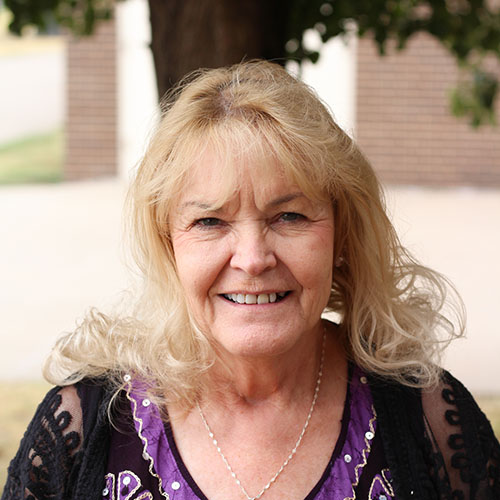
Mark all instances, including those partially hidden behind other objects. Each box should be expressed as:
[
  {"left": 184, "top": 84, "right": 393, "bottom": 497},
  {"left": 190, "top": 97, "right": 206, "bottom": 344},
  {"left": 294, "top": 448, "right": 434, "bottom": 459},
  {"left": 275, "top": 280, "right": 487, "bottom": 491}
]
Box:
[{"left": 44, "top": 60, "right": 464, "bottom": 405}]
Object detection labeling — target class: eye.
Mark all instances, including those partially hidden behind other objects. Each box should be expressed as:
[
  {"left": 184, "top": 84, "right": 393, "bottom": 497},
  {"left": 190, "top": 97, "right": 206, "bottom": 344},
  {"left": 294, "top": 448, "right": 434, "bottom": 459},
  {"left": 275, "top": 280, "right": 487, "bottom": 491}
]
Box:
[
  {"left": 278, "top": 212, "right": 305, "bottom": 222},
  {"left": 194, "top": 217, "right": 222, "bottom": 228}
]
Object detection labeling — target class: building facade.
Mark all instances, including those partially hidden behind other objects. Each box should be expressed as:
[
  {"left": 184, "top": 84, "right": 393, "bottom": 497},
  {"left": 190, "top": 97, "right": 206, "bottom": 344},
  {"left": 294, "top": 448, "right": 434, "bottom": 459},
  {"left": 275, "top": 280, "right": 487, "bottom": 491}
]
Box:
[{"left": 64, "top": 7, "right": 500, "bottom": 186}]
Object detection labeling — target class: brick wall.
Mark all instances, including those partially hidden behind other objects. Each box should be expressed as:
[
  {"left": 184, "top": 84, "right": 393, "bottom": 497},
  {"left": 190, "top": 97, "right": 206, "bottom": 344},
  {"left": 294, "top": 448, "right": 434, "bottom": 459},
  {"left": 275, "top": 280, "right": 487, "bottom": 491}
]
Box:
[
  {"left": 356, "top": 33, "right": 500, "bottom": 186},
  {"left": 65, "top": 18, "right": 117, "bottom": 180}
]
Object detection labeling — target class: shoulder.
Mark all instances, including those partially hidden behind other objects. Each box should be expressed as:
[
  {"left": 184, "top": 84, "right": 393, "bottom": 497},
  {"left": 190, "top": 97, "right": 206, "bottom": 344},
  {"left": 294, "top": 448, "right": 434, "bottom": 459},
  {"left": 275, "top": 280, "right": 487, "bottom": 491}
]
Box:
[
  {"left": 368, "top": 368, "right": 499, "bottom": 455},
  {"left": 2, "top": 379, "right": 114, "bottom": 500},
  {"left": 419, "top": 370, "right": 497, "bottom": 454},
  {"left": 367, "top": 369, "right": 496, "bottom": 432},
  {"left": 22, "top": 384, "right": 87, "bottom": 451},
  {"left": 368, "top": 370, "right": 500, "bottom": 500},
  {"left": 33, "top": 378, "right": 112, "bottom": 439},
  {"left": 422, "top": 371, "right": 500, "bottom": 499}
]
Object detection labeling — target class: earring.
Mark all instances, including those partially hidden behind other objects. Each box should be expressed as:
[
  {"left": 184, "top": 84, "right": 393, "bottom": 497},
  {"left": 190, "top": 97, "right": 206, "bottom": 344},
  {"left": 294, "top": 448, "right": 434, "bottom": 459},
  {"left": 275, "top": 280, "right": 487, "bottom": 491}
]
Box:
[{"left": 335, "top": 256, "right": 344, "bottom": 267}]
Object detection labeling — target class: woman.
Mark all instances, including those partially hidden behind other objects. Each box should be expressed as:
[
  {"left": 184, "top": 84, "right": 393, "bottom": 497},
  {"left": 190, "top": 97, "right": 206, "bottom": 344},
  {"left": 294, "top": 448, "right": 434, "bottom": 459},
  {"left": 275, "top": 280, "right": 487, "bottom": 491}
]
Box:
[{"left": 3, "top": 61, "right": 499, "bottom": 500}]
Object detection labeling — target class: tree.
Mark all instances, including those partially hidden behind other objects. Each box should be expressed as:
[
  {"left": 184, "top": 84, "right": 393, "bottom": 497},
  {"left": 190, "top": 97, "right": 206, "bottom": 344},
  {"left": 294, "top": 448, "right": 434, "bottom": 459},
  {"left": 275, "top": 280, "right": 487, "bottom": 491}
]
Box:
[{"left": 5, "top": 0, "right": 500, "bottom": 126}]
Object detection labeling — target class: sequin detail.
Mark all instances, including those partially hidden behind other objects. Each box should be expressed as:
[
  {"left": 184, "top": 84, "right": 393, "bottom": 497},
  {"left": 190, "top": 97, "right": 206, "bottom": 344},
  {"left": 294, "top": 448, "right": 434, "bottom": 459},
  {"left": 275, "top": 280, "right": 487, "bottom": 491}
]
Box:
[
  {"left": 369, "top": 469, "right": 395, "bottom": 500},
  {"left": 103, "top": 471, "right": 154, "bottom": 500},
  {"left": 124, "top": 380, "right": 170, "bottom": 499}
]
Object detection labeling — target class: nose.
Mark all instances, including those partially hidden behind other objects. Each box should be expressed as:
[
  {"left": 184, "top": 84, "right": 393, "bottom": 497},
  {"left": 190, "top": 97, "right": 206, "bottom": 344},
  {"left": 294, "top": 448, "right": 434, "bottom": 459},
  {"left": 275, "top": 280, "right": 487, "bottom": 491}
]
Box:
[{"left": 230, "top": 225, "right": 277, "bottom": 276}]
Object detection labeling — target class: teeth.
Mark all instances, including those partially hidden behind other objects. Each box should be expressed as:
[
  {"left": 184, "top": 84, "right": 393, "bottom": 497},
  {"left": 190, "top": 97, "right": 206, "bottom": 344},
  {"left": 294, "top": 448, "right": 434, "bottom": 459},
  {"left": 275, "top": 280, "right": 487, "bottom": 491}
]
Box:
[
  {"left": 224, "top": 292, "right": 286, "bottom": 304},
  {"left": 245, "top": 294, "right": 257, "bottom": 304},
  {"left": 257, "top": 294, "right": 269, "bottom": 304}
]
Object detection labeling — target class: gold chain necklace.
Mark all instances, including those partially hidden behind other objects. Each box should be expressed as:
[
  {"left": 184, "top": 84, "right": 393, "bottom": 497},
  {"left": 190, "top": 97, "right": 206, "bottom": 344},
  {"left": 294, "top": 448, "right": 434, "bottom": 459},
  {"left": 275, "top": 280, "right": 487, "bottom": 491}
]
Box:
[{"left": 197, "top": 333, "right": 326, "bottom": 500}]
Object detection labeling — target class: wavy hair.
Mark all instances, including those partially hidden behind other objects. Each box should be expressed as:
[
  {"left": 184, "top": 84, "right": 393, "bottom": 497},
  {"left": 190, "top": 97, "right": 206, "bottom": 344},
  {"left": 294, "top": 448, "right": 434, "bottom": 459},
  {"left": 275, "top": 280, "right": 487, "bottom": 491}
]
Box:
[{"left": 44, "top": 60, "right": 464, "bottom": 405}]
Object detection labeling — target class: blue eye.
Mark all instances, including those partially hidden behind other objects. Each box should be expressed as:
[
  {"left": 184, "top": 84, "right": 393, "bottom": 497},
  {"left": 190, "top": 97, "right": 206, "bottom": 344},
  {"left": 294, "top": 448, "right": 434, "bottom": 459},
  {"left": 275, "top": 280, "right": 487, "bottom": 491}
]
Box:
[
  {"left": 279, "top": 212, "right": 305, "bottom": 222},
  {"left": 195, "top": 217, "right": 221, "bottom": 227}
]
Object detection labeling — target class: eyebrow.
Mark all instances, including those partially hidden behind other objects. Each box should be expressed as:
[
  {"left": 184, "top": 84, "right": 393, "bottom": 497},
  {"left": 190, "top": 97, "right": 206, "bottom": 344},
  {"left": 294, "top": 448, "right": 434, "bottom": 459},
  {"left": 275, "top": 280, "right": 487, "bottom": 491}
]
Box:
[
  {"left": 180, "top": 192, "right": 306, "bottom": 211},
  {"left": 266, "top": 192, "right": 306, "bottom": 208},
  {"left": 180, "top": 201, "right": 216, "bottom": 210}
]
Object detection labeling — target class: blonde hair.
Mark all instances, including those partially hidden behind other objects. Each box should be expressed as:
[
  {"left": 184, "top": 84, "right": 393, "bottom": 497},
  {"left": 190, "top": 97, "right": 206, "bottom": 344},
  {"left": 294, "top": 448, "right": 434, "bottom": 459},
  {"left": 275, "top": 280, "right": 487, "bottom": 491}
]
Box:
[{"left": 44, "top": 60, "right": 464, "bottom": 404}]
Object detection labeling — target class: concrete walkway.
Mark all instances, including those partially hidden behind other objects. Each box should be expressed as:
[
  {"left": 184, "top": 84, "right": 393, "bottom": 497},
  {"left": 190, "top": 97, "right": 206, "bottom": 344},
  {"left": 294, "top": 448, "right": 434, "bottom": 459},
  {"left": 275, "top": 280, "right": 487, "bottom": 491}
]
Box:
[
  {"left": 0, "top": 179, "right": 127, "bottom": 378},
  {"left": 1, "top": 179, "right": 499, "bottom": 394}
]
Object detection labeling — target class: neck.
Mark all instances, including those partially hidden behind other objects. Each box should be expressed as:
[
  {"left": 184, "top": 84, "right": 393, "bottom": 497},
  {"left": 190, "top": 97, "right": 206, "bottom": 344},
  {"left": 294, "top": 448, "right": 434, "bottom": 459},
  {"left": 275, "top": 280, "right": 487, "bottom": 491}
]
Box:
[{"left": 204, "top": 322, "right": 328, "bottom": 408}]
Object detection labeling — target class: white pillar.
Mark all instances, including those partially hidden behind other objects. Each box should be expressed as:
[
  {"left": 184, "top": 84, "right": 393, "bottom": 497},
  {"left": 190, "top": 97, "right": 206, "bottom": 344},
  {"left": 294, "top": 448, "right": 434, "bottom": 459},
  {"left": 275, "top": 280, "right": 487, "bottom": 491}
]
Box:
[
  {"left": 116, "top": 0, "right": 158, "bottom": 181},
  {"left": 115, "top": 13, "right": 357, "bottom": 178},
  {"left": 298, "top": 29, "right": 358, "bottom": 137}
]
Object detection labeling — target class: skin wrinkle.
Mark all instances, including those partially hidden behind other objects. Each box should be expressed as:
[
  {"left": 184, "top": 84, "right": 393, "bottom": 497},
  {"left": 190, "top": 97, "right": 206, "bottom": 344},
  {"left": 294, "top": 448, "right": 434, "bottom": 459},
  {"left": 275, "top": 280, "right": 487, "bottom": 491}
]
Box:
[
  {"left": 164, "top": 147, "right": 347, "bottom": 500},
  {"left": 169, "top": 148, "right": 335, "bottom": 404}
]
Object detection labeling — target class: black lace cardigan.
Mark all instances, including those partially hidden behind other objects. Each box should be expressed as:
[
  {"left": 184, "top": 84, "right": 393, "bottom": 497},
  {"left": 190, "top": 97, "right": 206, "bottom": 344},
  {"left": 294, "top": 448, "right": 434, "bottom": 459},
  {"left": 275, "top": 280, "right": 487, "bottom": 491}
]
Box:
[{"left": 2, "top": 371, "right": 499, "bottom": 500}]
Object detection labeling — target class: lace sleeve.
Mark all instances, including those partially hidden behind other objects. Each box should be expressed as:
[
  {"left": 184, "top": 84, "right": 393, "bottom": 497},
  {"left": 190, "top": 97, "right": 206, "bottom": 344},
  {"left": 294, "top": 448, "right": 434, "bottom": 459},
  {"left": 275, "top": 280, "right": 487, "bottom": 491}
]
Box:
[
  {"left": 422, "top": 371, "right": 500, "bottom": 499},
  {"left": 1, "top": 385, "right": 84, "bottom": 500}
]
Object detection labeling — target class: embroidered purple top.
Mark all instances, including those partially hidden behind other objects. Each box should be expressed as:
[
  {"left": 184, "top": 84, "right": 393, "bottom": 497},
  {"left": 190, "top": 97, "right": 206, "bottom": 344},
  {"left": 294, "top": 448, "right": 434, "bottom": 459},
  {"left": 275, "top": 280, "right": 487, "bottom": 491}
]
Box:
[{"left": 104, "top": 366, "right": 394, "bottom": 500}]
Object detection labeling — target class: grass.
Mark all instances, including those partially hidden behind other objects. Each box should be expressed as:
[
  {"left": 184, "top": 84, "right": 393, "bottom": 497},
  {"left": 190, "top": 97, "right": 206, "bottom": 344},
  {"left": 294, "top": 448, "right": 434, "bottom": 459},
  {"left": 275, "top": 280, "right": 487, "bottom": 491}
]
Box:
[
  {"left": 0, "top": 382, "right": 498, "bottom": 493},
  {"left": 0, "top": 130, "right": 63, "bottom": 184},
  {"left": 477, "top": 396, "right": 500, "bottom": 440}
]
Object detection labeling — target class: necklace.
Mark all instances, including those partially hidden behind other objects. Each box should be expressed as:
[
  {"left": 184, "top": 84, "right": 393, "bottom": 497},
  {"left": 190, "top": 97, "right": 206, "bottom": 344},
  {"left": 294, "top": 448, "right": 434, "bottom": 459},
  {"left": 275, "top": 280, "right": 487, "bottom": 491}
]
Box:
[{"left": 197, "top": 332, "right": 326, "bottom": 500}]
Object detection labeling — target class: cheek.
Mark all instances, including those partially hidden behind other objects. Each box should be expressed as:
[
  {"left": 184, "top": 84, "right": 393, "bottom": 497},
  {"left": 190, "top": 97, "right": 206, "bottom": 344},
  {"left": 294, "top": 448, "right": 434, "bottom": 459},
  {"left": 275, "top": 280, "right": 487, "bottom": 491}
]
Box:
[
  {"left": 293, "top": 230, "right": 334, "bottom": 291},
  {"left": 304, "top": 253, "right": 333, "bottom": 291},
  {"left": 172, "top": 238, "right": 227, "bottom": 304}
]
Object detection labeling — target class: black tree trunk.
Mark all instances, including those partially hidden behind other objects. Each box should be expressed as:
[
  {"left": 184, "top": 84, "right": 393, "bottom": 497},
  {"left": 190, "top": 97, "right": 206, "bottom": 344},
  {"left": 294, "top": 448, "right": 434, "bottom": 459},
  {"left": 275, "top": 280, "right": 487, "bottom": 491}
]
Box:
[{"left": 147, "top": 0, "right": 289, "bottom": 99}]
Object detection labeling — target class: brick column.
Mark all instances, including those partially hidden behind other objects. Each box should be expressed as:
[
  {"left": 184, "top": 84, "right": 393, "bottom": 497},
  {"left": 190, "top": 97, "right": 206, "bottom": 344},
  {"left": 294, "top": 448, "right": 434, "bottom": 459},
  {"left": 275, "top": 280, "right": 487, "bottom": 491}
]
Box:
[
  {"left": 356, "top": 33, "right": 500, "bottom": 186},
  {"left": 65, "top": 18, "right": 117, "bottom": 180}
]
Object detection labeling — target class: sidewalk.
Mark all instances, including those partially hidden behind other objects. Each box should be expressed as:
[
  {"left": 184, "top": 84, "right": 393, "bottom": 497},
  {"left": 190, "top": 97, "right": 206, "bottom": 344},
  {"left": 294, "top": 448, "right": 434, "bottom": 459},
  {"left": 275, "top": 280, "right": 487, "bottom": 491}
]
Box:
[
  {"left": 0, "top": 179, "right": 128, "bottom": 378},
  {"left": 1, "top": 179, "right": 499, "bottom": 394}
]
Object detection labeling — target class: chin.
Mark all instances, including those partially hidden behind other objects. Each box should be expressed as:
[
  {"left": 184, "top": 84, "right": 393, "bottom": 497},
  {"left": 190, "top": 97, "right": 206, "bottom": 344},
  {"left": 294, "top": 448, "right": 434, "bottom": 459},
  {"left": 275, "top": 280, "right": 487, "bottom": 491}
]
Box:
[{"left": 213, "top": 325, "right": 306, "bottom": 360}]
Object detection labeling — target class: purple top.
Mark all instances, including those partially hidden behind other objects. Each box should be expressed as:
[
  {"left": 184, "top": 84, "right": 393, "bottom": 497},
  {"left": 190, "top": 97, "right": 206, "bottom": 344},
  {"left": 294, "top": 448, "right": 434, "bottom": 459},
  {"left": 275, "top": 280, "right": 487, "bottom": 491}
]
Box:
[{"left": 103, "top": 366, "right": 395, "bottom": 500}]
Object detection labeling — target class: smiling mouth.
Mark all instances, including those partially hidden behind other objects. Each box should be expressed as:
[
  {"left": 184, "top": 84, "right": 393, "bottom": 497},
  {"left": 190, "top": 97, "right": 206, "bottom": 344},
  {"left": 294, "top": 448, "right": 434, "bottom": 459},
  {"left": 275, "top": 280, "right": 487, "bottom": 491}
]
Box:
[{"left": 222, "top": 291, "right": 290, "bottom": 304}]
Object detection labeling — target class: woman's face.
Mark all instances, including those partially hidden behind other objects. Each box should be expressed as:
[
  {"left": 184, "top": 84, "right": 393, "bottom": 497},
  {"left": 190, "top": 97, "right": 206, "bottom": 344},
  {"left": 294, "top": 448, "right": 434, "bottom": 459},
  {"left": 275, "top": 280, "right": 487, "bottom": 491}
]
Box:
[{"left": 169, "top": 151, "right": 334, "bottom": 360}]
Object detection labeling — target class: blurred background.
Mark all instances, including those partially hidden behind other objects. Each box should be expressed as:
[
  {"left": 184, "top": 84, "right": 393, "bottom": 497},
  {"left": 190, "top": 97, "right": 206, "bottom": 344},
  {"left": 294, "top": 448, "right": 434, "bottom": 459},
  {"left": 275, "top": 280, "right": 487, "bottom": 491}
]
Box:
[{"left": 1, "top": 0, "right": 499, "bottom": 488}]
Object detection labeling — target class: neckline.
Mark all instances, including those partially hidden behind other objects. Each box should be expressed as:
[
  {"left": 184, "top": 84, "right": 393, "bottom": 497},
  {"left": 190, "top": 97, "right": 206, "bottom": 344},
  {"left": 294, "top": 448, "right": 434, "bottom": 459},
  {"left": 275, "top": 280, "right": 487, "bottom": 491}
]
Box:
[{"left": 163, "top": 363, "right": 354, "bottom": 500}]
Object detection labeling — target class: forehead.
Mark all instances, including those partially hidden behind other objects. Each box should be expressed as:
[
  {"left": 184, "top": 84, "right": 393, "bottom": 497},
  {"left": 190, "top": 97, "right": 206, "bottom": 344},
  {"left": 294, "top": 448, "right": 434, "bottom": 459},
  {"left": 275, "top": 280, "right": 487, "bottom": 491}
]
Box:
[{"left": 176, "top": 145, "right": 303, "bottom": 208}]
